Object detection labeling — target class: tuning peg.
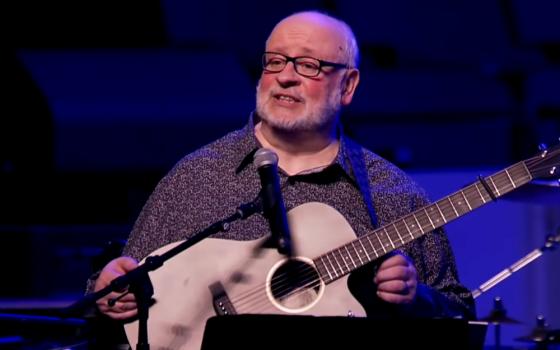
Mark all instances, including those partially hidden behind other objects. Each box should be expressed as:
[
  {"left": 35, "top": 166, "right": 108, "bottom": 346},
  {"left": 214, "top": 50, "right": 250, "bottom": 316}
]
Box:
[{"left": 539, "top": 143, "right": 548, "bottom": 151}]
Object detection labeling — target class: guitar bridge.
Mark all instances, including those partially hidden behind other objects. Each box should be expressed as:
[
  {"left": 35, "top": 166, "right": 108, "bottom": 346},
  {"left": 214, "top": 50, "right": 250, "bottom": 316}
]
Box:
[{"left": 209, "top": 282, "right": 237, "bottom": 316}]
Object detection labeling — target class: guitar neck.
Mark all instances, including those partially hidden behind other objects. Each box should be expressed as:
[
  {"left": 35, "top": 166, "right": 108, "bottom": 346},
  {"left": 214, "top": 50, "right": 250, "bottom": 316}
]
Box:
[{"left": 314, "top": 160, "right": 533, "bottom": 284}]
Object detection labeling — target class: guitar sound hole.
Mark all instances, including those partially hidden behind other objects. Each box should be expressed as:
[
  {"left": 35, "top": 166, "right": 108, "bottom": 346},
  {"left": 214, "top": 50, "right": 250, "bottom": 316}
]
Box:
[{"left": 270, "top": 259, "right": 321, "bottom": 310}]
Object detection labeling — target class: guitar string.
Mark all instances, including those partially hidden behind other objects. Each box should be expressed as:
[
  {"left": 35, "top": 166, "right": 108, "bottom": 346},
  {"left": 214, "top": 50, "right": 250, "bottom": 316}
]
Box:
[
  {"left": 231, "top": 179, "right": 504, "bottom": 311},
  {"left": 235, "top": 212, "right": 441, "bottom": 313},
  {"left": 231, "top": 237, "right": 386, "bottom": 312},
  {"left": 232, "top": 201, "right": 453, "bottom": 312},
  {"left": 235, "top": 195, "right": 534, "bottom": 313},
  {"left": 228, "top": 168, "right": 538, "bottom": 313},
  {"left": 235, "top": 198, "right": 493, "bottom": 312},
  {"left": 232, "top": 168, "right": 540, "bottom": 314}
]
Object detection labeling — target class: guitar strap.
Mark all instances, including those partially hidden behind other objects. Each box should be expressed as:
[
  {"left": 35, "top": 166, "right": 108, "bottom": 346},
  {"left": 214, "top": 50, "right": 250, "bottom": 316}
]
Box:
[{"left": 343, "top": 137, "right": 379, "bottom": 230}]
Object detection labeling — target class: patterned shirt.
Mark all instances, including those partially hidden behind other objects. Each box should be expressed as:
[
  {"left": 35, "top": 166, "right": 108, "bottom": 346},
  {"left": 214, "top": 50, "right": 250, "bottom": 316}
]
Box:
[{"left": 91, "top": 113, "right": 475, "bottom": 319}]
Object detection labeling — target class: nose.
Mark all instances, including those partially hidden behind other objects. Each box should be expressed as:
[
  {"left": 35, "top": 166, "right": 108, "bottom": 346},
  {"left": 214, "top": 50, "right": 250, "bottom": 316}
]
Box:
[{"left": 276, "top": 61, "right": 301, "bottom": 86}]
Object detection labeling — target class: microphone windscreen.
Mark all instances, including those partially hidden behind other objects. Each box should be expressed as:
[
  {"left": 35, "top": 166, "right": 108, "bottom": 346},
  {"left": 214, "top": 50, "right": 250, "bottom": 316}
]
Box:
[{"left": 253, "top": 148, "right": 278, "bottom": 168}]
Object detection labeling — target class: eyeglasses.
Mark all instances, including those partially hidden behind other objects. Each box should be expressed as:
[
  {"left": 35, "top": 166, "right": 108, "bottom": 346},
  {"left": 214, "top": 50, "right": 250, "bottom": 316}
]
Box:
[{"left": 262, "top": 52, "right": 349, "bottom": 78}]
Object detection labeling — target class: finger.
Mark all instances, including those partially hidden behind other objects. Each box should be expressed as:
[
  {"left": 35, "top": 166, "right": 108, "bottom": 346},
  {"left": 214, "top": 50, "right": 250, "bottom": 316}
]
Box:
[
  {"left": 99, "top": 300, "right": 137, "bottom": 315},
  {"left": 114, "top": 257, "right": 138, "bottom": 273},
  {"left": 103, "top": 292, "right": 137, "bottom": 304},
  {"left": 105, "top": 309, "right": 138, "bottom": 320},
  {"left": 94, "top": 257, "right": 139, "bottom": 293},
  {"left": 374, "top": 265, "right": 410, "bottom": 284},
  {"left": 377, "top": 290, "right": 411, "bottom": 304},
  {"left": 115, "top": 293, "right": 137, "bottom": 303},
  {"left": 96, "top": 291, "right": 127, "bottom": 306},
  {"left": 379, "top": 254, "right": 409, "bottom": 269},
  {"left": 377, "top": 280, "right": 409, "bottom": 294},
  {"left": 119, "top": 301, "right": 137, "bottom": 311}
]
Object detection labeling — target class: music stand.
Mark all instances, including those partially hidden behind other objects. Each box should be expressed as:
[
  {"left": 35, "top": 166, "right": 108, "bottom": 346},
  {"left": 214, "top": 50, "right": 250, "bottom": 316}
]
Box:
[{"left": 201, "top": 314, "right": 487, "bottom": 350}]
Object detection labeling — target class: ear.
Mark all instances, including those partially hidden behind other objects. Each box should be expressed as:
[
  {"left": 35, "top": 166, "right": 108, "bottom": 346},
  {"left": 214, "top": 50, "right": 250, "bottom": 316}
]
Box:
[{"left": 340, "top": 68, "right": 360, "bottom": 106}]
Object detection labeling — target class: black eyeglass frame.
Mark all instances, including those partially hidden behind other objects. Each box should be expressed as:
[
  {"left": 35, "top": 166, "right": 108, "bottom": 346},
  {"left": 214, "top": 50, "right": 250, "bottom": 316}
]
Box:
[{"left": 262, "top": 51, "right": 350, "bottom": 77}]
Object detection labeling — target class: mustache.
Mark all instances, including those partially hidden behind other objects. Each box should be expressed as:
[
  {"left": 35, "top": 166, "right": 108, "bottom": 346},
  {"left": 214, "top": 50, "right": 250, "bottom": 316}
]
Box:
[{"left": 268, "top": 89, "right": 304, "bottom": 102}]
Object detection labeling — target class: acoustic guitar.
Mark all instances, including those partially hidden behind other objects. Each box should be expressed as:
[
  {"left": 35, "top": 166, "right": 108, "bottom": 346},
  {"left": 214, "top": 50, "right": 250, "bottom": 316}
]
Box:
[{"left": 124, "top": 143, "right": 559, "bottom": 350}]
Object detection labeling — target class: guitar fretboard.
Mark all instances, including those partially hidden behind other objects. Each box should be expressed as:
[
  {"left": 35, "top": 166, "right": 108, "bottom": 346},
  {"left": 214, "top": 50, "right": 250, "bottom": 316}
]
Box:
[{"left": 313, "top": 161, "right": 532, "bottom": 284}]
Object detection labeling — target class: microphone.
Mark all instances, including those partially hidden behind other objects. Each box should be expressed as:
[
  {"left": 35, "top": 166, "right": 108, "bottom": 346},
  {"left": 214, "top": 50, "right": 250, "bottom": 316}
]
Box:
[{"left": 253, "top": 148, "right": 293, "bottom": 256}]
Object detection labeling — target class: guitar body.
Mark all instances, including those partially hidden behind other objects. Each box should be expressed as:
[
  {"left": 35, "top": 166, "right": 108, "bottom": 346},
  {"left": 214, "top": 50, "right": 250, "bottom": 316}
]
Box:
[{"left": 124, "top": 202, "right": 367, "bottom": 350}]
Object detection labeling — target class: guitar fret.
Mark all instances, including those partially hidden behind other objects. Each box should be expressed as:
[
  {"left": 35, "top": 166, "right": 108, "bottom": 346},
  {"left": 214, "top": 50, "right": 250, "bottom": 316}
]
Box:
[
  {"left": 464, "top": 186, "right": 483, "bottom": 209},
  {"left": 402, "top": 218, "right": 415, "bottom": 239},
  {"left": 429, "top": 205, "right": 444, "bottom": 226},
  {"left": 365, "top": 236, "right": 377, "bottom": 256},
  {"left": 392, "top": 223, "right": 405, "bottom": 244},
  {"left": 358, "top": 238, "right": 371, "bottom": 261},
  {"left": 374, "top": 233, "right": 387, "bottom": 254},
  {"left": 352, "top": 243, "right": 362, "bottom": 266},
  {"left": 319, "top": 256, "right": 333, "bottom": 282},
  {"left": 337, "top": 248, "right": 350, "bottom": 273},
  {"left": 339, "top": 250, "right": 350, "bottom": 274},
  {"left": 434, "top": 202, "right": 448, "bottom": 223},
  {"left": 344, "top": 246, "right": 357, "bottom": 269},
  {"left": 352, "top": 241, "right": 365, "bottom": 265},
  {"left": 488, "top": 176, "right": 500, "bottom": 196},
  {"left": 474, "top": 182, "right": 487, "bottom": 203},
  {"left": 404, "top": 215, "right": 421, "bottom": 237},
  {"left": 423, "top": 208, "right": 436, "bottom": 229},
  {"left": 505, "top": 168, "right": 516, "bottom": 188},
  {"left": 494, "top": 172, "right": 513, "bottom": 195},
  {"left": 453, "top": 193, "right": 471, "bottom": 215},
  {"left": 512, "top": 163, "right": 532, "bottom": 186},
  {"left": 325, "top": 253, "right": 339, "bottom": 279},
  {"left": 412, "top": 214, "right": 424, "bottom": 234},
  {"left": 436, "top": 200, "right": 453, "bottom": 222},
  {"left": 509, "top": 168, "right": 525, "bottom": 187},
  {"left": 383, "top": 228, "right": 396, "bottom": 249},
  {"left": 460, "top": 191, "right": 472, "bottom": 211},
  {"left": 447, "top": 197, "right": 459, "bottom": 217}
]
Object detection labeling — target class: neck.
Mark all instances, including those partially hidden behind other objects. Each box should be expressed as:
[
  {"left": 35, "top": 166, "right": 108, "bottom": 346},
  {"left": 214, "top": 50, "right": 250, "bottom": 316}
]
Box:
[{"left": 255, "top": 121, "right": 340, "bottom": 175}]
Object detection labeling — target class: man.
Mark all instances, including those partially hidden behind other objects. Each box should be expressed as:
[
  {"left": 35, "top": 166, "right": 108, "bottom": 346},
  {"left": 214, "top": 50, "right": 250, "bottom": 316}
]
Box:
[{"left": 89, "top": 10, "right": 475, "bottom": 324}]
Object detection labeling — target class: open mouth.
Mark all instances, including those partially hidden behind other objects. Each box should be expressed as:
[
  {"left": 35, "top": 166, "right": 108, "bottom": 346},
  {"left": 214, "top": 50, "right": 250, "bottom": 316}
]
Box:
[{"left": 274, "top": 94, "right": 302, "bottom": 104}]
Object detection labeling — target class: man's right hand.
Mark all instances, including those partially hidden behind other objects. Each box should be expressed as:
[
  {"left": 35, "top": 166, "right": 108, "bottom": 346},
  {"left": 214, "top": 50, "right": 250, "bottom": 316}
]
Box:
[{"left": 94, "top": 256, "right": 139, "bottom": 320}]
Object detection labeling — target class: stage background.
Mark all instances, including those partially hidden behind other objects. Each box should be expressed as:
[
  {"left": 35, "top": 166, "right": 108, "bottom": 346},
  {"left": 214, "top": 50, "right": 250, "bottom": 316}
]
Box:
[{"left": 2, "top": 1, "right": 560, "bottom": 347}]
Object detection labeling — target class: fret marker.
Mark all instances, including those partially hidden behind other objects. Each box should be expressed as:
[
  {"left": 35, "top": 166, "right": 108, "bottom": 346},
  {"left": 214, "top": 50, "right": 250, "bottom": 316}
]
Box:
[{"left": 434, "top": 203, "right": 447, "bottom": 223}]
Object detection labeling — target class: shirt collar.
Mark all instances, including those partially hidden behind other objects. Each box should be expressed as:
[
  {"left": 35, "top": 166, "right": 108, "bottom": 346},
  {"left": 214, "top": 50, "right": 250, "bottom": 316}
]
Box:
[
  {"left": 234, "top": 111, "right": 357, "bottom": 183},
  {"left": 234, "top": 112, "right": 261, "bottom": 174}
]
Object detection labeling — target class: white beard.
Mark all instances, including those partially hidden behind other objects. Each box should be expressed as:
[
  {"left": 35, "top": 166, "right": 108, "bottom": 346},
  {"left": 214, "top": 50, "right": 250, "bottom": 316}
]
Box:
[{"left": 255, "top": 83, "right": 342, "bottom": 133}]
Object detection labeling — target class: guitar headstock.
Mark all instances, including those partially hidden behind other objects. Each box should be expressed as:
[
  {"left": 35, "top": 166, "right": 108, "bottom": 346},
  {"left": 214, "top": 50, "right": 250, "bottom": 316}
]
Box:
[{"left": 525, "top": 140, "right": 560, "bottom": 180}]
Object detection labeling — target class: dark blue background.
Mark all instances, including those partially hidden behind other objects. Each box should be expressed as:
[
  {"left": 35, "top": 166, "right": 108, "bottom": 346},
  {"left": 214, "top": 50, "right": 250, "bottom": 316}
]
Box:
[{"left": 2, "top": 1, "right": 559, "bottom": 347}]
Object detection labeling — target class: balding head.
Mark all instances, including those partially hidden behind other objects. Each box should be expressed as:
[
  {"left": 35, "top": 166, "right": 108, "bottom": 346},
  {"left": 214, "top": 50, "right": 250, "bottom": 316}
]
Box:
[{"left": 267, "top": 11, "right": 360, "bottom": 68}]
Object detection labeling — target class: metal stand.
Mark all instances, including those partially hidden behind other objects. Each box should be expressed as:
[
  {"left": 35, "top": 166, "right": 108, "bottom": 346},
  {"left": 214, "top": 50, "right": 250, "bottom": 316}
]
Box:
[
  {"left": 472, "top": 227, "right": 560, "bottom": 349},
  {"left": 479, "top": 297, "right": 521, "bottom": 350},
  {"left": 471, "top": 227, "right": 560, "bottom": 299},
  {"left": 63, "top": 198, "right": 262, "bottom": 350}
]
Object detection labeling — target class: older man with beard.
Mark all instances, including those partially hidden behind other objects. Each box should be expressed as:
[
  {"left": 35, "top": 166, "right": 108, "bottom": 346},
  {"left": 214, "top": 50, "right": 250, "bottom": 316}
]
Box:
[{"left": 88, "top": 10, "right": 475, "bottom": 342}]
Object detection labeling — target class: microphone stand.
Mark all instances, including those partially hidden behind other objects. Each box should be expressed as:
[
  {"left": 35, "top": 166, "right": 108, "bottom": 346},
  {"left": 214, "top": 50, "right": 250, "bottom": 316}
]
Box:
[
  {"left": 63, "top": 199, "right": 262, "bottom": 350},
  {"left": 471, "top": 226, "right": 560, "bottom": 299},
  {"left": 471, "top": 227, "right": 560, "bottom": 350}
]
